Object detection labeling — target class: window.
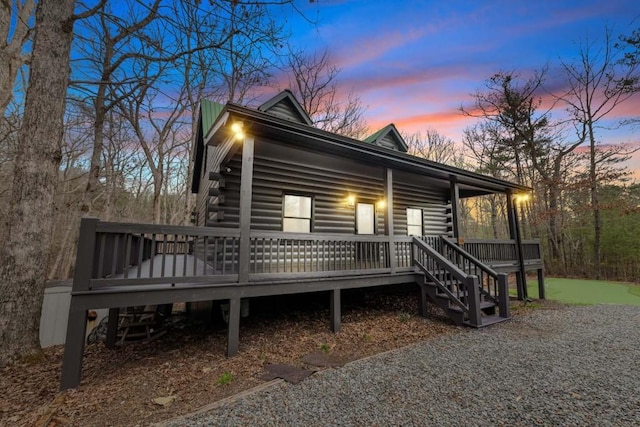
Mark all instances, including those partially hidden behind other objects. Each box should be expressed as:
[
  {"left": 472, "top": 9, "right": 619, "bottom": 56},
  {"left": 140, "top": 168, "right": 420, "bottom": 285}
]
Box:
[
  {"left": 407, "top": 208, "right": 423, "bottom": 236},
  {"left": 356, "top": 203, "right": 375, "bottom": 234},
  {"left": 283, "top": 195, "right": 312, "bottom": 232}
]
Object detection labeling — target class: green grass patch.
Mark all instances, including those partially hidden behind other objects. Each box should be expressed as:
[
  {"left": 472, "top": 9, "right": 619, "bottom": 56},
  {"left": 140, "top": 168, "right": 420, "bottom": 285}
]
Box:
[{"left": 525, "top": 277, "right": 640, "bottom": 306}]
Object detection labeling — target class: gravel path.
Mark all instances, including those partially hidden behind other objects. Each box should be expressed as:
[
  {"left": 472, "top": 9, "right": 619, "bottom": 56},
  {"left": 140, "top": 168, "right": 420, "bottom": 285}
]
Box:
[{"left": 164, "top": 305, "right": 640, "bottom": 426}]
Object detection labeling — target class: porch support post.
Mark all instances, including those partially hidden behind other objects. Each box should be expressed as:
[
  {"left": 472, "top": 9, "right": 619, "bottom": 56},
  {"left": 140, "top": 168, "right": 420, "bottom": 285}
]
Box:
[
  {"left": 227, "top": 297, "right": 241, "bottom": 357},
  {"left": 537, "top": 268, "right": 546, "bottom": 299},
  {"left": 330, "top": 289, "right": 341, "bottom": 332},
  {"left": 60, "top": 300, "right": 87, "bottom": 390},
  {"left": 384, "top": 168, "right": 396, "bottom": 273},
  {"left": 450, "top": 179, "right": 461, "bottom": 239},
  {"left": 506, "top": 191, "right": 527, "bottom": 300},
  {"left": 105, "top": 307, "right": 119, "bottom": 348},
  {"left": 497, "top": 273, "right": 510, "bottom": 318},
  {"left": 238, "top": 135, "right": 255, "bottom": 283}
]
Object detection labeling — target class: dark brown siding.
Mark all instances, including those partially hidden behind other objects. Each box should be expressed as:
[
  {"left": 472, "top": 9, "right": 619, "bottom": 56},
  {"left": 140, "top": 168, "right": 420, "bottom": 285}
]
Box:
[
  {"left": 217, "top": 140, "right": 386, "bottom": 234},
  {"left": 263, "top": 102, "right": 304, "bottom": 123},
  {"left": 196, "top": 137, "right": 451, "bottom": 236},
  {"left": 393, "top": 172, "right": 451, "bottom": 237},
  {"left": 376, "top": 134, "right": 399, "bottom": 151}
]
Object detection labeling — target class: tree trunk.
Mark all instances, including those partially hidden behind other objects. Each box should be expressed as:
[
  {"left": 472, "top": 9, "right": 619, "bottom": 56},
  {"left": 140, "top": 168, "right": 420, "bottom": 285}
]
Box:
[
  {"left": 81, "top": 97, "right": 106, "bottom": 214},
  {"left": 587, "top": 122, "right": 601, "bottom": 279},
  {"left": 0, "top": 0, "right": 75, "bottom": 365}
]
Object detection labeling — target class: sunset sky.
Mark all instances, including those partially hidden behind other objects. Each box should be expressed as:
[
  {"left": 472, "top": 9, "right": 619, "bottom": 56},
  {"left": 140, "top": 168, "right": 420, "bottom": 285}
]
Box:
[{"left": 274, "top": 0, "right": 640, "bottom": 173}]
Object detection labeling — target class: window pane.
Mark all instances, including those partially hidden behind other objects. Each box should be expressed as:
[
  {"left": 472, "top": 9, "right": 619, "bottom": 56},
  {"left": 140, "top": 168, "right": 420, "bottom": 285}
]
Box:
[
  {"left": 284, "top": 195, "right": 311, "bottom": 218},
  {"left": 357, "top": 203, "right": 374, "bottom": 235},
  {"left": 407, "top": 208, "right": 422, "bottom": 226},
  {"left": 283, "top": 218, "right": 310, "bottom": 233},
  {"left": 407, "top": 225, "right": 423, "bottom": 236}
]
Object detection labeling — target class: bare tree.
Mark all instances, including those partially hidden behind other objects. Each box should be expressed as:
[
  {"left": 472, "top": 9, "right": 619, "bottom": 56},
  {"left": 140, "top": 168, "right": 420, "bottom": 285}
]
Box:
[
  {"left": 283, "top": 48, "right": 368, "bottom": 138},
  {"left": 117, "top": 58, "right": 189, "bottom": 224},
  {"left": 73, "top": 0, "right": 162, "bottom": 215},
  {"left": 557, "top": 28, "right": 640, "bottom": 278},
  {"left": 405, "top": 128, "right": 460, "bottom": 165},
  {"left": 0, "top": 0, "right": 76, "bottom": 365},
  {"left": 461, "top": 70, "right": 550, "bottom": 186},
  {"left": 0, "top": 0, "right": 36, "bottom": 115}
]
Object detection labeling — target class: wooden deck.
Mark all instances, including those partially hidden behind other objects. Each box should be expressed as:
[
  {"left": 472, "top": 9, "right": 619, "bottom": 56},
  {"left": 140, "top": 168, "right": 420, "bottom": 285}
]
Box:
[{"left": 60, "top": 218, "right": 544, "bottom": 390}]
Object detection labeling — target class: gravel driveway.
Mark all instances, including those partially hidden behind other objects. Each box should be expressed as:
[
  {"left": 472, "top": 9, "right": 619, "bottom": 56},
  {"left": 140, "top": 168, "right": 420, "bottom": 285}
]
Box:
[{"left": 164, "top": 305, "right": 640, "bottom": 426}]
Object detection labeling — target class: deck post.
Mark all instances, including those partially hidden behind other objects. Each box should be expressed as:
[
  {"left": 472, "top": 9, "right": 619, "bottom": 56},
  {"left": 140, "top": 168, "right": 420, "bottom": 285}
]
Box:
[
  {"left": 537, "top": 268, "right": 546, "bottom": 299},
  {"left": 384, "top": 168, "right": 396, "bottom": 272},
  {"left": 506, "top": 192, "right": 527, "bottom": 300},
  {"left": 60, "top": 217, "right": 98, "bottom": 390},
  {"left": 105, "top": 307, "right": 119, "bottom": 348},
  {"left": 238, "top": 135, "right": 255, "bottom": 283},
  {"left": 497, "top": 273, "right": 510, "bottom": 318},
  {"left": 418, "top": 283, "right": 428, "bottom": 317},
  {"left": 227, "top": 297, "right": 241, "bottom": 357},
  {"left": 72, "top": 217, "right": 98, "bottom": 292},
  {"left": 330, "top": 289, "right": 341, "bottom": 332},
  {"left": 466, "top": 276, "right": 482, "bottom": 327},
  {"left": 449, "top": 179, "right": 461, "bottom": 239},
  {"left": 60, "top": 301, "right": 88, "bottom": 390}
]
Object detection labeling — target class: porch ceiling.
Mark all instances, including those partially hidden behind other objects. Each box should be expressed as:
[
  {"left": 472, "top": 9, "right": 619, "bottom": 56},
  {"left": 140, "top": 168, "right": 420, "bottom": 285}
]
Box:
[{"left": 209, "top": 104, "right": 530, "bottom": 197}]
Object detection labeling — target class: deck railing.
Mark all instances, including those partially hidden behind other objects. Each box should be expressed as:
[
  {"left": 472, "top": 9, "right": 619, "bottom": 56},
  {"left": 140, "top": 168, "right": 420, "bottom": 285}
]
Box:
[
  {"left": 461, "top": 238, "right": 543, "bottom": 265},
  {"left": 73, "top": 219, "right": 542, "bottom": 293},
  {"left": 79, "top": 220, "right": 240, "bottom": 291},
  {"left": 248, "top": 231, "right": 394, "bottom": 280}
]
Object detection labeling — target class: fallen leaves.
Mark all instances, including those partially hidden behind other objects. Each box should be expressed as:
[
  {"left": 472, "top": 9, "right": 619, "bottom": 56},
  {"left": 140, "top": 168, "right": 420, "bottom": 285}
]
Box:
[{"left": 0, "top": 291, "right": 554, "bottom": 426}]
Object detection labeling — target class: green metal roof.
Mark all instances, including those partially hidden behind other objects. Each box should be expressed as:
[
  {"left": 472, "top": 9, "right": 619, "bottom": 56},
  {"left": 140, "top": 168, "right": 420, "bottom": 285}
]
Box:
[
  {"left": 363, "top": 126, "right": 387, "bottom": 144},
  {"left": 200, "top": 99, "right": 225, "bottom": 136}
]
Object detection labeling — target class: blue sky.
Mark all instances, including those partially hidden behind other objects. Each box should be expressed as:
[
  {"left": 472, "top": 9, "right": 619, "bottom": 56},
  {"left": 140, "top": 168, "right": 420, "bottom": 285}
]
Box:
[{"left": 274, "top": 0, "right": 640, "bottom": 173}]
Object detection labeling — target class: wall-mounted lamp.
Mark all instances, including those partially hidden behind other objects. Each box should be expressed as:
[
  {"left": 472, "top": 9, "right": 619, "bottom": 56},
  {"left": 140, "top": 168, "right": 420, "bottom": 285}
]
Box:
[
  {"left": 346, "top": 194, "right": 356, "bottom": 207},
  {"left": 376, "top": 199, "right": 386, "bottom": 210},
  {"left": 231, "top": 121, "right": 244, "bottom": 140},
  {"left": 513, "top": 193, "right": 530, "bottom": 204}
]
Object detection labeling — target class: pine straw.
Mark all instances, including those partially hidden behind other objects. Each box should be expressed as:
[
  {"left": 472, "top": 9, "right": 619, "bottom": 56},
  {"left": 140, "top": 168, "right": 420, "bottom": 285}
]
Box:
[{"left": 0, "top": 290, "right": 557, "bottom": 426}]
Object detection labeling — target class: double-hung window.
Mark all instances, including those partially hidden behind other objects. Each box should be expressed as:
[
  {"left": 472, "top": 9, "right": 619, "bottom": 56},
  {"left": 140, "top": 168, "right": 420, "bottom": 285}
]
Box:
[
  {"left": 283, "top": 195, "right": 312, "bottom": 233},
  {"left": 407, "top": 208, "right": 423, "bottom": 236}
]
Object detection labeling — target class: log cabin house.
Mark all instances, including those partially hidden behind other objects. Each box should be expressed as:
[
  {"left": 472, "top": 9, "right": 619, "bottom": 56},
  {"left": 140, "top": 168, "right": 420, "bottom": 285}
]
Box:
[{"left": 60, "top": 90, "right": 544, "bottom": 390}]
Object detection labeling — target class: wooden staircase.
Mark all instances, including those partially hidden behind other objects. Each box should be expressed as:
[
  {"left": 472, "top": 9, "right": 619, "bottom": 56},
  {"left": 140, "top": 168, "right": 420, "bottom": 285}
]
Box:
[{"left": 413, "top": 237, "right": 510, "bottom": 328}]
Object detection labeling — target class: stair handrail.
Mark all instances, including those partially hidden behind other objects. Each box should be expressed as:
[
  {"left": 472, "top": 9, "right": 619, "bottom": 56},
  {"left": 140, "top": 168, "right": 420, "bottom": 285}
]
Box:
[
  {"left": 412, "top": 237, "right": 482, "bottom": 325},
  {"left": 441, "top": 237, "right": 510, "bottom": 319},
  {"left": 442, "top": 237, "right": 500, "bottom": 279}
]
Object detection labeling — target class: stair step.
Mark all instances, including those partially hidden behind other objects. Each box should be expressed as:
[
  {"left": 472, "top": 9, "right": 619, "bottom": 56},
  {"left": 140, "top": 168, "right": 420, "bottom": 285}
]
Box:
[
  {"left": 464, "top": 314, "right": 509, "bottom": 328},
  {"left": 448, "top": 300, "right": 495, "bottom": 313}
]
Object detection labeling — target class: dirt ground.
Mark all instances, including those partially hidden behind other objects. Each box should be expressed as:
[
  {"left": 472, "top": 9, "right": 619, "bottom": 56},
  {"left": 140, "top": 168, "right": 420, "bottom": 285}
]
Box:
[{"left": 0, "top": 287, "right": 554, "bottom": 427}]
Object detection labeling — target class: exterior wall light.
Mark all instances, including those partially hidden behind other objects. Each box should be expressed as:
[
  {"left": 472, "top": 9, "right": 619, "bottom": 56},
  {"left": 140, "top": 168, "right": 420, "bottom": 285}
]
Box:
[
  {"left": 231, "top": 121, "right": 244, "bottom": 140},
  {"left": 376, "top": 199, "right": 386, "bottom": 210},
  {"left": 346, "top": 195, "right": 356, "bottom": 207}
]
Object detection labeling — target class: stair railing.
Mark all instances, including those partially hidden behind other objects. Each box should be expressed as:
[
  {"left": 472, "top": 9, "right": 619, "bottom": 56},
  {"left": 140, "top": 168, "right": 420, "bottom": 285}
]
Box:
[
  {"left": 441, "top": 237, "right": 510, "bottom": 318},
  {"left": 412, "top": 237, "right": 482, "bottom": 326}
]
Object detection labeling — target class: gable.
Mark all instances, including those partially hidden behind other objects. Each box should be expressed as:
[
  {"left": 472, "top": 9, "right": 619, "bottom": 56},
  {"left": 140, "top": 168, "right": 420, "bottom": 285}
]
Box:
[
  {"left": 364, "top": 124, "right": 408, "bottom": 152},
  {"left": 258, "top": 90, "right": 313, "bottom": 125}
]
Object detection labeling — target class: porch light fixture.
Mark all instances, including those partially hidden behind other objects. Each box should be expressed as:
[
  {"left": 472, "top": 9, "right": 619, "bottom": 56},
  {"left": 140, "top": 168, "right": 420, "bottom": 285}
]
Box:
[
  {"left": 231, "top": 121, "right": 244, "bottom": 140},
  {"left": 346, "top": 194, "right": 356, "bottom": 207},
  {"left": 514, "top": 193, "right": 530, "bottom": 204},
  {"left": 376, "top": 199, "right": 386, "bottom": 210}
]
